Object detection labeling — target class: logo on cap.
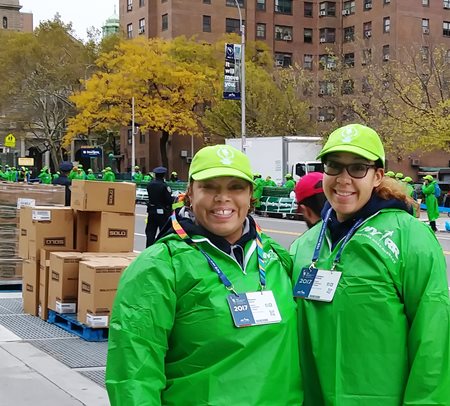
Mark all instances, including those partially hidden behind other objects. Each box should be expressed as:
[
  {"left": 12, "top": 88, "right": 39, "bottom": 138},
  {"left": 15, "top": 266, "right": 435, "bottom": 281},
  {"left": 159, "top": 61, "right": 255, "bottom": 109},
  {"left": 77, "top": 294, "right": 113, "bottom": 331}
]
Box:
[
  {"left": 341, "top": 126, "right": 358, "bottom": 143},
  {"left": 216, "top": 146, "right": 235, "bottom": 165}
]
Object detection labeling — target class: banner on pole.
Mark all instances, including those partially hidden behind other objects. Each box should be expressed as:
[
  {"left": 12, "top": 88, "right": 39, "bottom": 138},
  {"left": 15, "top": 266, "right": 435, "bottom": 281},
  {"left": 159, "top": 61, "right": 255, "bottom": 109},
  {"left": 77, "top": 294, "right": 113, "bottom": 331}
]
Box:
[{"left": 223, "top": 43, "right": 242, "bottom": 100}]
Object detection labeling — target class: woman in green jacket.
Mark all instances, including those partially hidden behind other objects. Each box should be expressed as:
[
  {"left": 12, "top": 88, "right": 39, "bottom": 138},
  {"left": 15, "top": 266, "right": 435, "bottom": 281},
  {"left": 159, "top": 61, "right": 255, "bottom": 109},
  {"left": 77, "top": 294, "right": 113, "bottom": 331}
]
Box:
[
  {"left": 422, "top": 174, "right": 439, "bottom": 232},
  {"left": 106, "top": 144, "right": 302, "bottom": 406},
  {"left": 291, "top": 124, "right": 450, "bottom": 406}
]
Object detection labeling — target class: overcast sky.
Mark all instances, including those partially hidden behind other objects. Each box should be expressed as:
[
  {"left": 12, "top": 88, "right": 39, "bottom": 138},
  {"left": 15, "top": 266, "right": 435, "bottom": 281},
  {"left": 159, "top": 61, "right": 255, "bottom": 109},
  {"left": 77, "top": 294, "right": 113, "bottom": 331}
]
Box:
[{"left": 20, "top": 0, "right": 118, "bottom": 41}]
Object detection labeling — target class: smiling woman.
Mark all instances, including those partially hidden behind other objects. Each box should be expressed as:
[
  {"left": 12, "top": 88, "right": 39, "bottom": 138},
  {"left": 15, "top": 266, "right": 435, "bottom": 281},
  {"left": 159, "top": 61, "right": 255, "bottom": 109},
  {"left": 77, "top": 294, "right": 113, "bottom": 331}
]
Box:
[{"left": 106, "top": 144, "right": 303, "bottom": 406}]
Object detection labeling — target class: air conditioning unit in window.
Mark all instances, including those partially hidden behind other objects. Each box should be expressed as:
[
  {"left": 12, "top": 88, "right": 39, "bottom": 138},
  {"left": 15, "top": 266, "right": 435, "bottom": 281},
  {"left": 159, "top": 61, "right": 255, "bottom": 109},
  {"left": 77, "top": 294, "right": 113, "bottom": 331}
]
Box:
[
  {"left": 127, "top": 4, "right": 132, "bottom": 11},
  {"left": 365, "top": 30, "right": 372, "bottom": 38},
  {"left": 383, "top": 54, "right": 390, "bottom": 61},
  {"left": 319, "top": 37, "right": 326, "bottom": 43},
  {"left": 283, "top": 34, "right": 292, "bottom": 41},
  {"left": 411, "top": 158, "right": 420, "bottom": 166},
  {"left": 365, "top": 3, "right": 372, "bottom": 9},
  {"left": 318, "top": 115, "right": 326, "bottom": 122},
  {"left": 319, "top": 10, "right": 326, "bottom": 16},
  {"left": 275, "top": 60, "right": 284, "bottom": 67},
  {"left": 423, "top": 28, "right": 430, "bottom": 34},
  {"left": 139, "top": 27, "right": 145, "bottom": 34},
  {"left": 342, "top": 9, "right": 350, "bottom": 16}
]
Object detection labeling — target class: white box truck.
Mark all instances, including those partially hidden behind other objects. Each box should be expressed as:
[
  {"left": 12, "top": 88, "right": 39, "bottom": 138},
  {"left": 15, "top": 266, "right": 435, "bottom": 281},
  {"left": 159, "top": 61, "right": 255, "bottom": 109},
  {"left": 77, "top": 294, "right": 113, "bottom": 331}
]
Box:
[{"left": 225, "top": 136, "right": 323, "bottom": 185}]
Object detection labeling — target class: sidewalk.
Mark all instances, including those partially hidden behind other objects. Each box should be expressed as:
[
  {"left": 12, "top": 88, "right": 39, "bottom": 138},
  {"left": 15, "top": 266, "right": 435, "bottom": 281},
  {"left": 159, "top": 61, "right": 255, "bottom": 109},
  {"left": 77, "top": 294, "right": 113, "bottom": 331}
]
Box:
[
  {"left": 419, "top": 210, "right": 449, "bottom": 233},
  {"left": 0, "top": 292, "right": 109, "bottom": 406}
]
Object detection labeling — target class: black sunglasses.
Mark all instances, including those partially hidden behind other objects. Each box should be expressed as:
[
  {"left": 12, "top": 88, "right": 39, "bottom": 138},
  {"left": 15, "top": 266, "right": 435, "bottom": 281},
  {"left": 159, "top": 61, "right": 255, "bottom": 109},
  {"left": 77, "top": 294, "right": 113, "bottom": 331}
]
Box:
[{"left": 323, "top": 161, "right": 376, "bottom": 179}]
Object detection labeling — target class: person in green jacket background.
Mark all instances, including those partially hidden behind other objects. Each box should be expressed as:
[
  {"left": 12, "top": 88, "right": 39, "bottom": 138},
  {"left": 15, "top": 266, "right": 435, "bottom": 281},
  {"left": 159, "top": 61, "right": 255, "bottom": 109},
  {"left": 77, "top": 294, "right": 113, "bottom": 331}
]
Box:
[
  {"left": 422, "top": 174, "right": 439, "bottom": 232},
  {"left": 103, "top": 166, "right": 116, "bottom": 182},
  {"left": 283, "top": 173, "right": 296, "bottom": 189},
  {"left": 291, "top": 123, "right": 450, "bottom": 406},
  {"left": 106, "top": 144, "right": 303, "bottom": 406},
  {"left": 38, "top": 166, "right": 52, "bottom": 184},
  {"left": 86, "top": 168, "right": 96, "bottom": 180},
  {"left": 252, "top": 173, "right": 264, "bottom": 210},
  {"left": 132, "top": 166, "right": 143, "bottom": 183},
  {"left": 264, "top": 175, "right": 277, "bottom": 187}
]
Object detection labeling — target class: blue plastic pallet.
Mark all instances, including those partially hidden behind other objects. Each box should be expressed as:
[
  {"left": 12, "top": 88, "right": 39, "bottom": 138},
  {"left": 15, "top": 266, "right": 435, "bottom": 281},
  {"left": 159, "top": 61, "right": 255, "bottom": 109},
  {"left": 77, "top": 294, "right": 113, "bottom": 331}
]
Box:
[
  {"left": 420, "top": 204, "right": 450, "bottom": 214},
  {"left": 47, "top": 310, "right": 108, "bottom": 342}
]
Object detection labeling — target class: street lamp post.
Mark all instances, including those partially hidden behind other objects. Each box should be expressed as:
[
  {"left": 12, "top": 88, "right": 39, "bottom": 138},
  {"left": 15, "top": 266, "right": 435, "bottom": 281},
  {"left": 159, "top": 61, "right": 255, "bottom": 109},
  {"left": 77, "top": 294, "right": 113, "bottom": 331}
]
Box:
[
  {"left": 235, "top": 0, "right": 246, "bottom": 153},
  {"left": 131, "top": 97, "right": 137, "bottom": 177}
]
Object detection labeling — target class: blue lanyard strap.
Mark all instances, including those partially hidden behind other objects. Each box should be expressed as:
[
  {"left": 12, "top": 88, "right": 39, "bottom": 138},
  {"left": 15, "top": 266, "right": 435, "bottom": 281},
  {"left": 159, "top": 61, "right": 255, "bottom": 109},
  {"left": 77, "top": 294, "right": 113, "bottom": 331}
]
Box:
[
  {"left": 311, "top": 207, "right": 364, "bottom": 270},
  {"left": 171, "top": 212, "right": 266, "bottom": 293}
]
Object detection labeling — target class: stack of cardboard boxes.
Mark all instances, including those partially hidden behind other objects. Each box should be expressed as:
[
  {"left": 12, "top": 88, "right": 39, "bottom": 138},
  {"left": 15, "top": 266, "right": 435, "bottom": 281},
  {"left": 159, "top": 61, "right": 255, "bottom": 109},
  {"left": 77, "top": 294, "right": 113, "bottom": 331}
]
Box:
[
  {"left": 19, "top": 180, "right": 137, "bottom": 330},
  {"left": 0, "top": 182, "right": 65, "bottom": 284}
]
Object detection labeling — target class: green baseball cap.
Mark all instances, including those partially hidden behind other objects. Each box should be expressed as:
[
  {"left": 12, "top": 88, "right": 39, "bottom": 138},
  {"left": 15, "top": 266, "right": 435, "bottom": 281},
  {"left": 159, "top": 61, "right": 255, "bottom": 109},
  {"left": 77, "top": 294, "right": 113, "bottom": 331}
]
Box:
[
  {"left": 395, "top": 172, "right": 404, "bottom": 179},
  {"left": 385, "top": 171, "right": 395, "bottom": 178},
  {"left": 423, "top": 175, "right": 434, "bottom": 181},
  {"left": 317, "top": 124, "right": 385, "bottom": 167},
  {"left": 403, "top": 176, "right": 413, "bottom": 183},
  {"left": 189, "top": 144, "right": 254, "bottom": 184}
]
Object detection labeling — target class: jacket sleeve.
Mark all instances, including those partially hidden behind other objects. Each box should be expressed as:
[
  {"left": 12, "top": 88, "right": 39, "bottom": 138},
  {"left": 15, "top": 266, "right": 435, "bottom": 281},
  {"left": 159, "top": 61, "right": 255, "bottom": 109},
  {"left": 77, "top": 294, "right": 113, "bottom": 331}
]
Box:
[
  {"left": 422, "top": 182, "right": 435, "bottom": 196},
  {"left": 106, "top": 243, "right": 176, "bottom": 406},
  {"left": 401, "top": 221, "right": 450, "bottom": 405}
]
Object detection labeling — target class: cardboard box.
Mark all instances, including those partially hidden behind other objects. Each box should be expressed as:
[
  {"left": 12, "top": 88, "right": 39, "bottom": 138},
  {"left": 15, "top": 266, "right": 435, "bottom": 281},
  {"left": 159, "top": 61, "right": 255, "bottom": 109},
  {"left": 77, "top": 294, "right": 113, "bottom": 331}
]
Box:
[
  {"left": 47, "top": 252, "right": 82, "bottom": 313},
  {"left": 87, "top": 212, "right": 135, "bottom": 253},
  {"left": 19, "top": 206, "right": 74, "bottom": 260},
  {"left": 71, "top": 180, "right": 136, "bottom": 214},
  {"left": 77, "top": 258, "right": 132, "bottom": 328},
  {"left": 22, "top": 259, "right": 39, "bottom": 316},
  {"left": 74, "top": 211, "right": 89, "bottom": 252},
  {"left": 38, "top": 249, "right": 51, "bottom": 320}
]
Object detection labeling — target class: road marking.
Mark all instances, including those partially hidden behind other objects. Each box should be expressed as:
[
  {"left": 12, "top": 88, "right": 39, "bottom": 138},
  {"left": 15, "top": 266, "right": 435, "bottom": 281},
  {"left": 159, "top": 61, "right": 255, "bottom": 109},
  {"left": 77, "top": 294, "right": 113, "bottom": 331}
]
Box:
[{"left": 261, "top": 228, "right": 302, "bottom": 237}]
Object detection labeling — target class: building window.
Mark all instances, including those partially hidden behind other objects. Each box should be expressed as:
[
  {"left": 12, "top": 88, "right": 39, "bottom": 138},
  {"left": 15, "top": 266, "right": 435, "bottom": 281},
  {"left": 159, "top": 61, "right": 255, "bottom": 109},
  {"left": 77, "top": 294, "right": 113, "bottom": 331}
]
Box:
[
  {"left": 2, "top": 17, "right": 7, "bottom": 29},
  {"left": 127, "top": 129, "right": 132, "bottom": 145},
  {"left": 363, "top": 21, "right": 372, "bottom": 38},
  {"left": 422, "top": 19, "right": 429, "bottom": 34},
  {"left": 382, "top": 45, "right": 390, "bottom": 61},
  {"left": 318, "top": 107, "right": 335, "bottom": 122},
  {"left": 319, "top": 28, "right": 336, "bottom": 43},
  {"left": 139, "top": 131, "right": 145, "bottom": 144},
  {"left": 422, "top": 0, "right": 429, "bottom": 5},
  {"left": 444, "top": 21, "right": 450, "bottom": 36},
  {"left": 342, "top": 79, "right": 354, "bottom": 95},
  {"left": 421, "top": 46, "right": 429, "bottom": 61},
  {"left": 362, "top": 48, "right": 372, "bottom": 65},
  {"left": 257, "top": 0, "right": 266, "bottom": 11},
  {"left": 138, "top": 18, "right": 145, "bottom": 34},
  {"left": 363, "top": 0, "right": 373, "bottom": 10},
  {"left": 226, "top": 0, "right": 244, "bottom": 6},
  {"left": 162, "top": 14, "right": 168, "bottom": 30},
  {"left": 226, "top": 18, "right": 241, "bottom": 33},
  {"left": 304, "top": 54, "right": 313, "bottom": 70},
  {"left": 319, "top": 54, "right": 336, "bottom": 69},
  {"left": 203, "top": 0, "right": 211, "bottom": 3},
  {"left": 127, "top": 23, "right": 133, "bottom": 38},
  {"left": 202, "top": 15, "right": 211, "bottom": 32},
  {"left": 319, "top": 80, "right": 335, "bottom": 96},
  {"left": 275, "top": 0, "right": 293, "bottom": 14},
  {"left": 343, "top": 26, "right": 355, "bottom": 42},
  {"left": 304, "top": 2, "right": 313, "bottom": 17},
  {"left": 256, "top": 23, "right": 266, "bottom": 38},
  {"left": 383, "top": 17, "right": 390, "bottom": 33},
  {"left": 304, "top": 28, "right": 313, "bottom": 43},
  {"left": 139, "top": 0, "right": 145, "bottom": 6},
  {"left": 344, "top": 52, "right": 355, "bottom": 67},
  {"left": 362, "top": 77, "right": 371, "bottom": 92},
  {"left": 343, "top": 1, "right": 355, "bottom": 14},
  {"left": 127, "top": 0, "right": 133, "bottom": 11},
  {"left": 445, "top": 0, "right": 450, "bottom": 9},
  {"left": 319, "top": 2, "right": 336, "bottom": 17},
  {"left": 275, "top": 53, "right": 292, "bottom": 67},
  {"left": 275, "top": 25, "right": 293, "bottom": 41}
]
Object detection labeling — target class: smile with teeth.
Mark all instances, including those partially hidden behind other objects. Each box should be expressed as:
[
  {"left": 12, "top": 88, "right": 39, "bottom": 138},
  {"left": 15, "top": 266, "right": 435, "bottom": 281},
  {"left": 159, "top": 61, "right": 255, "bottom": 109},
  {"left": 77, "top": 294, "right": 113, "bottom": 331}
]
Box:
[
  {"left": 335, "top": 191, "right": 354, "bottom": 197},
  {"left": 212, "top": 209, "right": 234, "bottom": 216}
]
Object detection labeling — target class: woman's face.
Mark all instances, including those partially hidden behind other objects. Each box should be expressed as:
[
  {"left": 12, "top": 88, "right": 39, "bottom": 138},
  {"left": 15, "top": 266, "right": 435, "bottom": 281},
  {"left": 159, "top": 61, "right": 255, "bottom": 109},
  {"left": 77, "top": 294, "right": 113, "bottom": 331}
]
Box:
[
  {"left": 188, "top": 176, "right": 252, "bottom": 243},
  {"left": 323, "top": 152, "right": 384, "bottom": 222}
]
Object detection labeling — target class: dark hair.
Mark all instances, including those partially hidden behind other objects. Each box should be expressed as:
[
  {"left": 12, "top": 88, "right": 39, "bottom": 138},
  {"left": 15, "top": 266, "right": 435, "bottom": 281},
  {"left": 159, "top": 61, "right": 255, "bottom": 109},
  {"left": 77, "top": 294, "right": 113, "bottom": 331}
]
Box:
[{"left": 298, "top": 193, "right": 327, "bottom": 217}]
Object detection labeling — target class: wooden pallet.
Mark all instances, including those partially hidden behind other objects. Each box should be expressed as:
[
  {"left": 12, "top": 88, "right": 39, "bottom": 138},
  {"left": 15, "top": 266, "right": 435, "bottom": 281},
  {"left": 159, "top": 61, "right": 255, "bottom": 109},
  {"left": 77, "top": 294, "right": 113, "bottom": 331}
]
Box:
[{"left": 47, "top": 310, "right": 108, "bottom": 342}]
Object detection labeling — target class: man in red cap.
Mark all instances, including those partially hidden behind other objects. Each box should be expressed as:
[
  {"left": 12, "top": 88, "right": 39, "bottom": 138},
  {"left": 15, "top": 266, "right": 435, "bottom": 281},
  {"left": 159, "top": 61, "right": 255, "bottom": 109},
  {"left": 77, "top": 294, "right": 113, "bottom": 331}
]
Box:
[{"left": 294, "top": 172, "right": 327, "bottom": 228}]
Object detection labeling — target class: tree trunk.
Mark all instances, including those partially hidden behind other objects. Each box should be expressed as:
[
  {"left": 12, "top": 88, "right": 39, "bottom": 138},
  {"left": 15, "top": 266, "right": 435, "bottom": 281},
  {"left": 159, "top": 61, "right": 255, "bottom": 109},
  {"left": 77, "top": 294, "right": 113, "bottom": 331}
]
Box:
[{"left": 160, "top": 130, "right": 169, "bottom": 170}]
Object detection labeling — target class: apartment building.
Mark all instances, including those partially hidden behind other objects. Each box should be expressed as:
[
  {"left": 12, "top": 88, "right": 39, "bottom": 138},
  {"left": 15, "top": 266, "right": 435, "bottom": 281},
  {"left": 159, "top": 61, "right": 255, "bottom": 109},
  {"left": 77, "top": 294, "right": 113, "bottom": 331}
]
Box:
[{"left": 119, "top": 0, "right": 450, "bottom": 175}]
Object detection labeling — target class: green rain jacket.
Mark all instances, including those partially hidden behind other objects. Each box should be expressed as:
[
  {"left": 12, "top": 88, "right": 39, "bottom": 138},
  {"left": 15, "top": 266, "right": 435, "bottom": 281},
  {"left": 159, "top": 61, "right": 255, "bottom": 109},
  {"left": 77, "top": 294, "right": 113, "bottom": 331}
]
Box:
[
  {"left": 291, "top": 208, "right": 450, "bottom": 406},
  {"left": 252, "top": 177, "right": 265, "bottom": 208},
  {"left": 106, "top": 222, "right": 302, "bottom": 406},
  {"left": 422, "top": 181, "right": 439, "bottom": 221}
]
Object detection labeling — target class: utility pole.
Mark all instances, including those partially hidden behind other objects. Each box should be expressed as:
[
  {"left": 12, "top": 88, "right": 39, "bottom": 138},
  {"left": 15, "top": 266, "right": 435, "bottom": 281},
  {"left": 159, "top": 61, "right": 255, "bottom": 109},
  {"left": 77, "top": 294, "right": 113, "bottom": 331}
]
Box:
[{"left": 235, "top": 0, "right": 246, "bottom": 153}]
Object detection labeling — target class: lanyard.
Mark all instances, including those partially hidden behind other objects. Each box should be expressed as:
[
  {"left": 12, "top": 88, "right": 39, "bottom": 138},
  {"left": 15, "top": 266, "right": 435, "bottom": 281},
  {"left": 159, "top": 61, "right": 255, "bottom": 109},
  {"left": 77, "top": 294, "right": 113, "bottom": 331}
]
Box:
[
  {"left": 311, "top": 207, "right": 364, "bottom": 270},
  {"left": 171, "top": 212, "right": 266, "bottom": 294}
]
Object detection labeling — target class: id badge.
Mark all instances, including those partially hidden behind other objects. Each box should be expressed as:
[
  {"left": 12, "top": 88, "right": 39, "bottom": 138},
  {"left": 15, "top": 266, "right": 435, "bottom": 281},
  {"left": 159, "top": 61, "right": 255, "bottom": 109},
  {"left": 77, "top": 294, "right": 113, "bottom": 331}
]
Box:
[
  {"left": 293, "top": 267, "right": 342, "bottom": 302},
  {"left": 156, "top": 208, "right": 164, "bottom": 214},
  {"left": 227, "top": 290, "right": 282, "bottom": 328}
]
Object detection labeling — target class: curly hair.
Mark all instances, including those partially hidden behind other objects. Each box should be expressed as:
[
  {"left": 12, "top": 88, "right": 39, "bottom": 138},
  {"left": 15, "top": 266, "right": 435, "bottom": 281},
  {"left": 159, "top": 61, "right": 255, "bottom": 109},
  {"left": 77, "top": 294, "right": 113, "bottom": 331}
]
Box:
[{"left": 375, "top": 177, "right": 417, "bottom": 212}]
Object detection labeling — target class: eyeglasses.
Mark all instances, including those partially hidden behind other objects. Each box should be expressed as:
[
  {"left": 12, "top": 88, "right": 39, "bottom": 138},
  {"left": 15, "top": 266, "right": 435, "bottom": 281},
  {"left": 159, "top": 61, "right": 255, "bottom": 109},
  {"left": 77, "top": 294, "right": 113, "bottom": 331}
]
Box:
[{"left": 323, "top": 161, "right": 376, "bottom": 179}]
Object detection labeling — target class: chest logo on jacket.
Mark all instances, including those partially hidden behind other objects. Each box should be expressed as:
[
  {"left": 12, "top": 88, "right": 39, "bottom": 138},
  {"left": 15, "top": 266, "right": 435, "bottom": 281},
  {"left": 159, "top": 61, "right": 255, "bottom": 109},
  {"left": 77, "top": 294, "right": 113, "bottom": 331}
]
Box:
[
  {"left": 358, "top": 226, "right": 400, "bottom": 263},
  {"left": 263, "top": 249, "right": 278, "bottom": 264}
]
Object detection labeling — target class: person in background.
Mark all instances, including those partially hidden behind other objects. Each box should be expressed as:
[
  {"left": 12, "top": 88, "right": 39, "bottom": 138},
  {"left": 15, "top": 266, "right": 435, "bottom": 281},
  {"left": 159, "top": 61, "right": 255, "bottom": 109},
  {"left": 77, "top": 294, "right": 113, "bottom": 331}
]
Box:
[
  {"left": 422, "top": 174, "right": 439, "bottom": 232},
  {"left": 86, "top": 168, "right": 96, "bottom": 180},
  {"left": 252, "top": 173, "right": 264, "bottom": 211},
  {"left": 17, "top": 167, "right": 27, "bottom": 182},
  {"left": 283, "top": 173, "right": 296, "bottom": 190},
  {"left": 291, "top": 123, "right": 450, "bottom": 406},
  {"left": 132, "top": 166, "right": 143, "bottom": 183},
  {"left": 143, "top": 172, "right": 153, "bottom": 182},
  {"left": 385, "top": 170, "right": 395, "bottom": 178},
  {"left": 106, "top": 144, "right": 302, "bottom": 406},
  {"left": 145, "top": 166, "right": 173, "bottom": 247},
  {"left": 169, "top": 171, "right": 180, "bottom": 182},
  {"left": 394, "top": 172, "right": 404, "bottom": 182},
  {"left": 38, "top": 166, "right": 52, "bottom": 184},
  {"left": 52, "top": 161, "right": 73, "bottom": 206},
  {"left": 52, "top": 171, "right": 60, "bottom": 181},
  {"left": 294, "top": 172, "right": 327, "bottom": 229},
  {"left": 103, "top": 167, "right": 116, "bottom": 182},
  {"left": 264, "top": 175, "right": 277, "bottom": 187},
  {"left": 402, "top": 176, "right": 415, "bottom": 199}
]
